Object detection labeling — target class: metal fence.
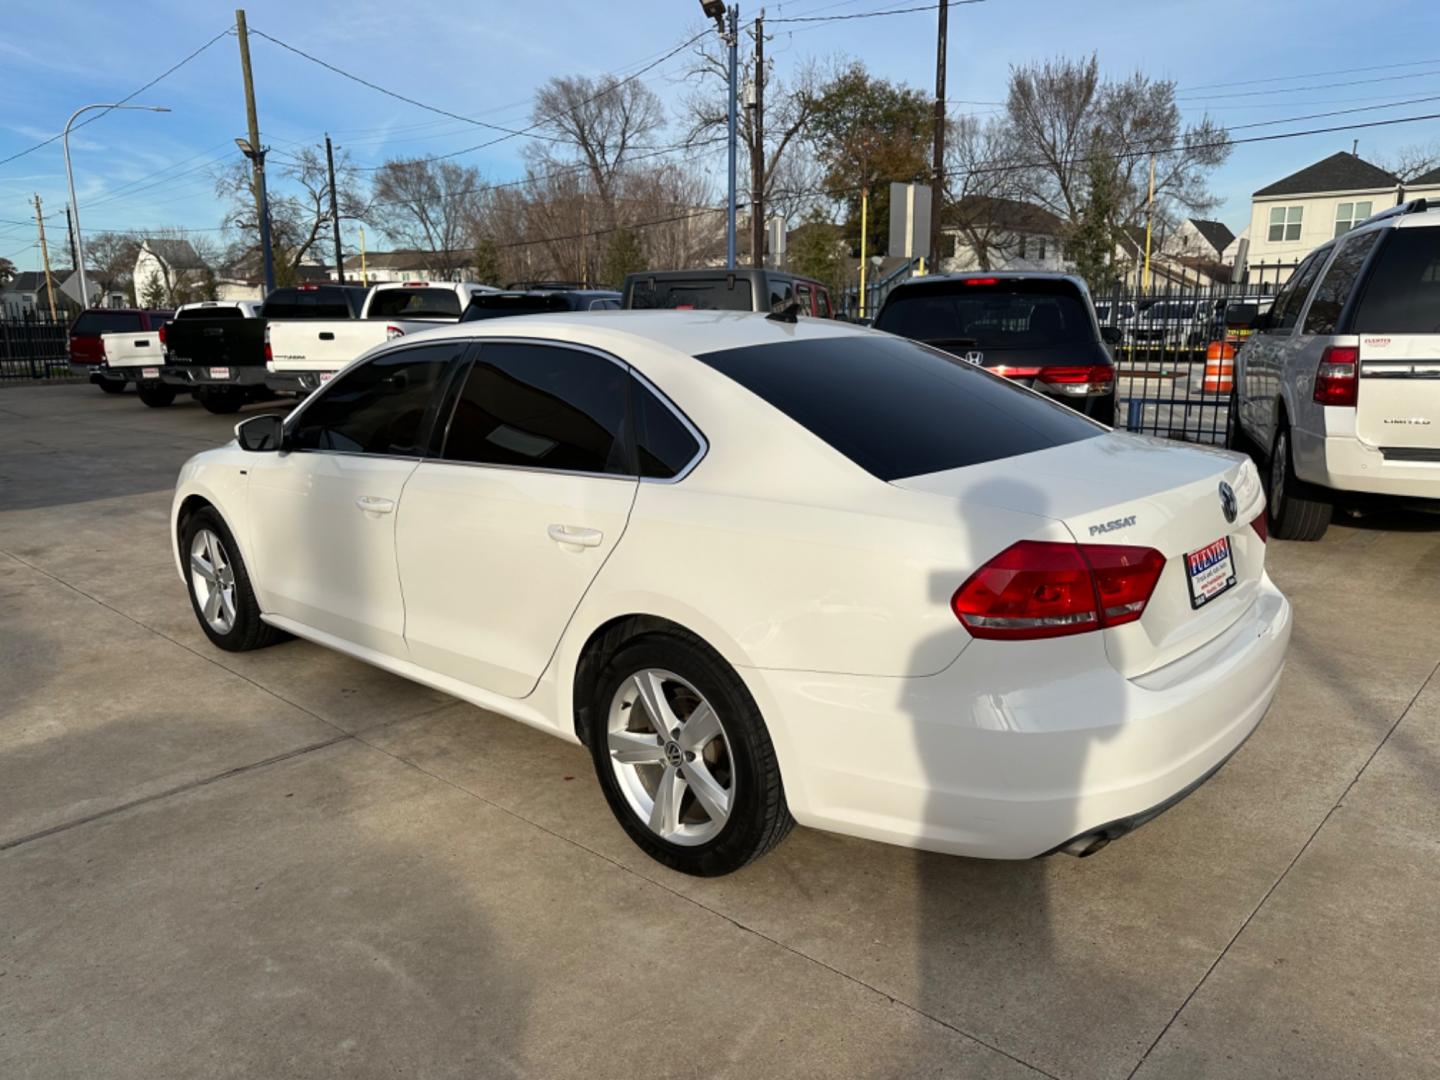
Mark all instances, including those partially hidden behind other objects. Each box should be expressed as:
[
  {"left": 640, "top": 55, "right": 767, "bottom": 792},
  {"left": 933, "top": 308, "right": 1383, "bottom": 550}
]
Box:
[
  {"left": 1092, "top": 260, "right": 1300, "bottom": 445},
  {"left": 0, "top": 307, "right": 74, "bottom": 381}
]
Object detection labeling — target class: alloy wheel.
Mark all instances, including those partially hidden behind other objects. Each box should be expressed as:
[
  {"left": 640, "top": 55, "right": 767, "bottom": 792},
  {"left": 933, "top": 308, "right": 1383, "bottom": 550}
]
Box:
[
  {"left": 606, "top": 668, "right": 734, "bottom": 846},
  {"left": 189, "top": 528, "right": 237, "bottom": 634},
  {"left": 1271, "top": 431, "right": 1288, "bottom": 519}
]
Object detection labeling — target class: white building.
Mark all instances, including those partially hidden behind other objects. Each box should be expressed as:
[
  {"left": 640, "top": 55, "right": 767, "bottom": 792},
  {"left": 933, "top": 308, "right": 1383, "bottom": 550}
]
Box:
[
  {"left": 940, "top": 196, "right": 1068, "bottom": 273},
  {"left": 133, "top": 239, "right": 208, "bottom": 304},
  {"left": 1244, "top": 152, "right": 1403, "bottom": 269}
]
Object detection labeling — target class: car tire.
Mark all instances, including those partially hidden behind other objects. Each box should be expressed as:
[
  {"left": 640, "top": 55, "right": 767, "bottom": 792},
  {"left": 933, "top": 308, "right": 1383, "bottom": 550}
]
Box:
[
  {"left": 181, "top": 506, "right": 284, "bottom": 652},
  {"left": 96, "top": 378, "right": 125, "bottom": 394},
  {"left": 588, "top": 633, "right": 794, "bottom": 876},
  {"left": 137, "top": 382, "right": 177, "bottom": 408},
  {"left": 1267, "top": 422, "right": 1332, "bottom": 541},
  {"left": 198, "top": 388, "right": 244, "bottom": 415}
]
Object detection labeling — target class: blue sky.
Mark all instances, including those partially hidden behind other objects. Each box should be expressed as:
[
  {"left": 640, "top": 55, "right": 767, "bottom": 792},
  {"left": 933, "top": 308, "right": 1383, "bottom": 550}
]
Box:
[{"left": 4, "top": 0, "right": 1439, "bottom": 272}]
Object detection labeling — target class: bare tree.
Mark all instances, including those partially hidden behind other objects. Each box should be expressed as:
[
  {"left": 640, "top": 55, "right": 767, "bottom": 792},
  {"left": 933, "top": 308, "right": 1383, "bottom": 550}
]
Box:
[
  {"left": 530, "top": 74, "right": 666, "bottom": 221},
  {"left": 942, "top": 114, "right": 1027, "bottom": 269},
  {"left": 217, "top": 145, "right": 364, "bottom": 286},
  {"left": 1379, "top": 140, "right": 1440, "bottom": 181},
  {"left": 372, "top": 158, "right": 484, "bottom": 280},
  {"left": 684, "top": 45, "right": 824, "bottom": 256},
  {"left": 86, "top": 231, "right": 143, "bottom": 303}
]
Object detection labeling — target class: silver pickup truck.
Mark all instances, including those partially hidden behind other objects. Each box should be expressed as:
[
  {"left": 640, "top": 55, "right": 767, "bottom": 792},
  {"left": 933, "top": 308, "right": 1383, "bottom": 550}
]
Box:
[{"left": 1229, "top": 198, "right": 1440, "bottom": 540}]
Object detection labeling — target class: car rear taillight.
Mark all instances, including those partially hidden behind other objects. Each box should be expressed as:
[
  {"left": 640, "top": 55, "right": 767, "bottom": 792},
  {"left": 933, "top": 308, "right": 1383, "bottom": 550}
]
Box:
[
  {"left": 1250, "top": 511, "right": 1268, "bottom": 543},
  {"left": 990, "top": 365, "right": 1043, "bottom": 378},
  {"left": 951, "top": 540, "right": 1166, "bottom": 641},
  {"left": 385, "top": 325, "right": 405, "bottom": 341},
  {"left": 1313, "top": 345, "right": 1358, "bottom": 407},
  {"left": 157, "top": 323, "right": 167, "bottom": 346},
  {"left": 963, "top": 277, "right": 999, "bottom": 286},
  {"left": 263, "top": 325, "right": 273, "bottom": 366}
]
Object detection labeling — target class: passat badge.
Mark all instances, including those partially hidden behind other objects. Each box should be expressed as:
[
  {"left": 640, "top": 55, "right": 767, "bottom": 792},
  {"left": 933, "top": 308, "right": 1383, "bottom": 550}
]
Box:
[
  {"left": 1219, "top": 481, "right": 1238, "bottom": 524},
  {"left": 1089, "top": 515, "right": 1136, "bottom": 536}
]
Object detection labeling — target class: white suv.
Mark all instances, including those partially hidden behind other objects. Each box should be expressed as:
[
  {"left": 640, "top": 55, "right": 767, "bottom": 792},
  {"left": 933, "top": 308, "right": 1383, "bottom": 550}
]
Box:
[{"left": 1229, "top": 199, "right": 1440, "bottom": 539}]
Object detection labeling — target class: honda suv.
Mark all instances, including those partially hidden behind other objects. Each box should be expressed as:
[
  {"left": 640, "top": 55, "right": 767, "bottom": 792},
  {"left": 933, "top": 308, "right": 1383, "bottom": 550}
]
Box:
[
  {"left": 1229, "top": 198, "right": 1440, "bottom": 540},
  {"left": 873, "top": 273, "right": 1119, "bottom": 423}
]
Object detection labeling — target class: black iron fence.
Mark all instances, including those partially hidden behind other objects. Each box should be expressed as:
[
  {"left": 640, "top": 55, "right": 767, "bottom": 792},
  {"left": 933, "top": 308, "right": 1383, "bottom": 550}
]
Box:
[
  {"left": 1, "top": 307, "right": 74, "bottom": 380},
  {"left": 1095, "top": 260, "right": 1299, "bottom": 445}
]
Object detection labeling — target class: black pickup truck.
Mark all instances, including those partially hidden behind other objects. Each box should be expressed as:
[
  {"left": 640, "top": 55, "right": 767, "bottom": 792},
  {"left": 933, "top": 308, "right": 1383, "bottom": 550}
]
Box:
[{"left": 160, "top": 301, "right": 270, "bottom": 414}]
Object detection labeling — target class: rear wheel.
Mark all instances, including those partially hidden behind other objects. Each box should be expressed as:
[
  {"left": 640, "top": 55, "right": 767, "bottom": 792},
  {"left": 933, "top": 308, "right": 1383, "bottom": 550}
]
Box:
[
  {"left": 588, "top": 634, "right": 793, "bottom": 876},
  {"left": 96, "top": 378, "right": 125, "bottom": 394},
  {"left": 198, "top": 387, "right": 244, "bottom": 415},
  {"left": 137, "top": 382, "right": 177, "bottom": 408},
  {"left": 1267, "top": 422, "right": 1332, "bottom": 541}
]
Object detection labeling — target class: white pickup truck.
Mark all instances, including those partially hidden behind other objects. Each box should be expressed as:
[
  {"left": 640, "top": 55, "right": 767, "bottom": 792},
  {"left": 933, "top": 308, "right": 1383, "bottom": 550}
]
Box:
[
  {"left": 99, "top": 318, "right": 173, "bottom": 407},
  {"left": 263, "top": 281, "right": 497, "bottom": 395}
]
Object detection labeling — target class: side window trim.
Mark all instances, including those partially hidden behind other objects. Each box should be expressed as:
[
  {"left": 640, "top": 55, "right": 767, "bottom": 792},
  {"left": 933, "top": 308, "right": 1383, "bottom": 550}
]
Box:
[{"left": 432, "top": 336, "right": 641, "bottom": 482}]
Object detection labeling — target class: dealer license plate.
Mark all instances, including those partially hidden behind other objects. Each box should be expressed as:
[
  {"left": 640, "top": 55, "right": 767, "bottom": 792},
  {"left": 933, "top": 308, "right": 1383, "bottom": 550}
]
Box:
[
  {"left": 1186, "top": 536, "right": 1237, "bottom": 609},
  {"left": 141, "top": 367, "right": 159, "bottom": 379},
  {"left": 320, "top": 371, "right": 335, "bottom": 382},
  {"left": 209, "top": 367, "right": 231, "bottom": 380}
]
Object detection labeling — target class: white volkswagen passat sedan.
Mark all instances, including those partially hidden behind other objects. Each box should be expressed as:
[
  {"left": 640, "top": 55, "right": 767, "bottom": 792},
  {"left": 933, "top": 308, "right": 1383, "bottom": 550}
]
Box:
[{"left": 172, "top": 312, "right": 1291, "bottom": 876}]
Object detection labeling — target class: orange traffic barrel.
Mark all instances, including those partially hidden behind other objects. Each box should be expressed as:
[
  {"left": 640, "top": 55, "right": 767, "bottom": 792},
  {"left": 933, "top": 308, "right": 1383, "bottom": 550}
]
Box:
[{"left": 1203, "top": 340, "right": 1235, "bottom": 393}]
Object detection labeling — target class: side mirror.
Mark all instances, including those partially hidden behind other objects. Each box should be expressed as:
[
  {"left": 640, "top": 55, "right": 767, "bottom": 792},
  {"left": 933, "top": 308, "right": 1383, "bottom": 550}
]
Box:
[
  {"left": 236, "top": 414, "right": 284, "bottom": 452},
  {"left": 1100, "top": 325, "right": 1123, "bottom": 345},
  {"left": 1224, "top": 303, "right": 1259, "bottom": 330}
]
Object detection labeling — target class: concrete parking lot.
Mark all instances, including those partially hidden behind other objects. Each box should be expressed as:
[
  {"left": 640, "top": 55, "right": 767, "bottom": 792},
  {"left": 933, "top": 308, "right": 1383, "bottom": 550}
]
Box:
[{"left": 2, "top": 381, "right": 1438, "bottom": 1080}]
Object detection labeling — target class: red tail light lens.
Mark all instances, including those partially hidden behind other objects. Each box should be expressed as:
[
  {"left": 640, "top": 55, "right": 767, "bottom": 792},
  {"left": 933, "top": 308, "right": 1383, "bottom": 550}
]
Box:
[
  {"left": 951, "top": 540, "right": 1166, "bottom": 640},
  {"left": 1038, "top": 365, "right": 1115, "bottom": 386},
  {"left": 157, "top": 323, "right": 167, "bottom": 346},
  {"left": 1250, "top": 511, "right": 1268, "bottom": 543},
  {"left": 990, "top": 365, "right": 1043, "bottom": 378},
  {"left": 963, "top": 277, "right": 999, "bottom": 286},
  {"left": 1313, "top": 345, "right": 1358, "bottom": 407},
  {"left": 385, "top": 324, "right": 405, "bottom": 341}
]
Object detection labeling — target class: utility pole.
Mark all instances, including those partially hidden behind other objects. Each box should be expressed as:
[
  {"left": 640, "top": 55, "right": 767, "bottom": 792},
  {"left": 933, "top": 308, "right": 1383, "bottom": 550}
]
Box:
[
  {"left": 359, "top": 225, "right": 369, "bottom": 286},
  {"left": 1142, "top": 152, "right": 1156, "bottom": 291},
  {"left": 33, "top": 195, "right": 58, "bottom": 320},
  {"left": 859, "top": 184, "right": 870, "bottom": 319},
  {"left": 325, "top": 134, "right": 345, "bottom": 282},
  {"left": 235, "top": 9, "right": 274, "bottom": 294},
  {"left": 749, "top": 11, "right": 765, "bottom": 268},
  {"left": 65, "top": 206, "right": 79, "bottom": 275},
  {"left": 929, "top": 0, "right": 948, "bottom": 270},
  {"left": 726, "top": 4, "right": 739, "bottom": 269}
]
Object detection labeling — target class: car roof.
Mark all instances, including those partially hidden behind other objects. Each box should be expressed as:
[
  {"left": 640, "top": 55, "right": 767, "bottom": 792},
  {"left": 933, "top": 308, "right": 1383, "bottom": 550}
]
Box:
[{"left": 411, "top": 309, "right": 869, "bottom": 355}]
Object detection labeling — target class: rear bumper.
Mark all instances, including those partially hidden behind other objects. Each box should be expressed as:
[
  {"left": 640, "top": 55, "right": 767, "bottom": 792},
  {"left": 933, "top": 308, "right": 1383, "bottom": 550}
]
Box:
[
  {"left": 264, "top": 370, "right": 330, "bottom": 395},
  {"left": 161, "top": 365, "right": 270, "bottom": 388},
  {"left": 71, "top": 363, "right": 125, "bottom": 383},
  {"left": 741, "top": 573, "right": 1291, "bottom": 859},
  {"left": 1292, "top": 426, "right": 1440, "bottom": 499}
]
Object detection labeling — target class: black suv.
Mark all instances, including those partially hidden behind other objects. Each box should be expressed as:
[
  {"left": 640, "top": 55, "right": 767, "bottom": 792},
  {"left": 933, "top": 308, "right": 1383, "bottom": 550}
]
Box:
[
  {"left": 873, "top": 272, "right": 1119, "bottom": 424},
  {"left": 460, "top": 287, "right": 621, "bottom": 321}
]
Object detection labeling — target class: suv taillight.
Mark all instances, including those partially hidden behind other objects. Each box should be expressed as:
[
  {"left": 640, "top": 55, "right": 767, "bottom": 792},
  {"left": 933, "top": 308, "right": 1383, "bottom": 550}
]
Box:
[
  {"left": 1036, "top": 364, "right": 1115, "bottom": 397},
  {"left": 951, "top": 541, "right": 1166, "bottom": 641},
  {"left": 1314, "top": 345, "right": 1358, "bottom": 407}
]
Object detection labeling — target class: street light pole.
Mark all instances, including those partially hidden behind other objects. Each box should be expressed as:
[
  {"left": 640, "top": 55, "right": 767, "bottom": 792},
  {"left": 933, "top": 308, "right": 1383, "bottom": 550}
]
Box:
[
  {"left": 726, "top": 4, "right": 739, "bottom": 270},
  {"left": 63, "top": 103, "right": 171, "bottom": 308}
]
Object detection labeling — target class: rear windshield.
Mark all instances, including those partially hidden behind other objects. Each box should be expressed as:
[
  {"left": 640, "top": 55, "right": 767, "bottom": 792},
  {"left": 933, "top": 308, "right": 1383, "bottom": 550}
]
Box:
[
  {"left": 367, "top": 288, "right": 462, "bottom": 319},
  {"left": 1352, "top": 227, "right": 1440, "bottom": 333},
  {"left": 262, "top": 288, "right": 363, "bottom": 319},
  {"left": 696, "top": 335, "right": 1101, "bottom": 481},
  {"left": 71, "top": 312, "right": 142, "bottom": 335},
  {"left": 176, "top": 306, "right": 244, "bottom": 321},
  {"left": 629, "top": 277, "right": 754, "bottom": 311},
  {"left": 462, "top": 294, "right": 573, "bottom": 320},
  {"left": 874, "top": 281, "right": 1094, "bottom": 349}
]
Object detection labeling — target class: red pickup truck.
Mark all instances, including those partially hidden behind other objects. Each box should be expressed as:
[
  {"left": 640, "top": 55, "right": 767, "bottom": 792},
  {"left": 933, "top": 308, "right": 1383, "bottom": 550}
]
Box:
[{"left": 68, "top": 308, "right": 173, "bottom": 393}]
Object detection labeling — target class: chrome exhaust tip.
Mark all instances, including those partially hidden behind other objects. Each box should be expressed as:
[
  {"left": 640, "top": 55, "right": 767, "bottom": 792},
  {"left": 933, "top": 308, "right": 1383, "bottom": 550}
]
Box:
[{"left": 1059, "top": 832, "right": 1111, "bottom": 858}]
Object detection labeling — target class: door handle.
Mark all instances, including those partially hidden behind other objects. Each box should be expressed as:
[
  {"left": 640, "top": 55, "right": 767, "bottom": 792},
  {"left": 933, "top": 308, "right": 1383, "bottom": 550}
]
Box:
[
  {"left": 319, "top": 331, "right": 335, "bottom": 341},
  {"left": 355, "top": 495, "right": 395, "bottom": 515},
  {"left": 547, "top": 524, "right": 603, "bottom": 548}
]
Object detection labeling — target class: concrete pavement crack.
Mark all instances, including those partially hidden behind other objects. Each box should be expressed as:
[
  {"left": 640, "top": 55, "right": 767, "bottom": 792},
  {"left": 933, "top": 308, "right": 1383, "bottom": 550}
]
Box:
[{"left": 1125, "top": 656, "right": 1440, "bottom": 1079}]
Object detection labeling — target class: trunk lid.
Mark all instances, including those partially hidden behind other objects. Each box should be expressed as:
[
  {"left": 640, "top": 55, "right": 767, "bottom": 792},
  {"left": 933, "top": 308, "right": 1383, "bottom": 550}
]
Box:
[
  {"left": 894, "top": 432, "right": 1267, "bottom": 677},
  {"left": 1356, "top": 333, "right": 1440, "bottom": 455},
  {"left": 99, "top": 330, "right": 161, "bottom": 369}
]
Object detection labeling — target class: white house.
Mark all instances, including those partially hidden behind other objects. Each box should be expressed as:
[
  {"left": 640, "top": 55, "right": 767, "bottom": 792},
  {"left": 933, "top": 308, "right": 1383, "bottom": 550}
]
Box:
[
  {"left": 1245, "top": 151, "right": 1403, "bottom": 269},
  {"left": 133, "top": 238, "right": 208, "bottom": 304},
  {"left": 940, "top": 196, "right": 1068, "bottom": 273},
  {"left": 335, "top": 249, "right": 482, "bottom": 284},
  {"left": 1405, "top": 165, "right": 1440, "bottom": 201}
]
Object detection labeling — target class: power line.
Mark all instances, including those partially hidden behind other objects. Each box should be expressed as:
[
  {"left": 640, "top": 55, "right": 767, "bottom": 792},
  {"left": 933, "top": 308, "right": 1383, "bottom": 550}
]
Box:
[
  {"left": 1181, "top": 56, "right": 1440, "bottom": 93},
  {"left": 1179, "top": 67, "right": 1440, "bottom": 102},
  {"left": 770, "top": 0, "right": 984, "bottom": 22},
  {"left": 0, "top": 26, "right": 234, "bottom": 170},
  {"left": 1223, "top": 93, "right": 1440, "bottom": 132}
]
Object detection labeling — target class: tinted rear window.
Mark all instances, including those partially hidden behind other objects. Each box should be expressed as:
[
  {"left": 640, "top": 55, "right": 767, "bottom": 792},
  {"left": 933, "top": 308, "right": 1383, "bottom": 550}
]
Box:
[
  {"left": 262, "top": 288, "right": 363, "bottom": 319},
  {"left": 71, "top": 312, "right": 142, "bottom": 335},
  {"left": 629, "top": 278, "right": 754, "bottom": 311},
  {"left": 696, "top": 335, "right": 1101, "bottom": 481},
  {"left": 462, "top": 294, "right": 573, "bottom": 319},
  {"left": 874, "top": 281, "right": 1094, "bottom": 348},
  {"left": 367, "top": 288, "right": 462, "bottom": 319},
  {"left": 176, "top": 306, "right": 244, "bottom": 321},
  {"left": 1352, "top": 227, "right": 1440, "bottom": 334}
]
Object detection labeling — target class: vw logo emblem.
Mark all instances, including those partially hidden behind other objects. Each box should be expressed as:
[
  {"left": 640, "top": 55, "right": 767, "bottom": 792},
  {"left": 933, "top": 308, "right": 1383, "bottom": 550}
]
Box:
[
  {"left": 664, "top": 741, "right": 684, "bottom": 768},
  {"left": 963, "top": 351, "right": 984, "bottom": 366},
  {"left": 1218, "top": 481, "right": 1238, "bottom": 524}
]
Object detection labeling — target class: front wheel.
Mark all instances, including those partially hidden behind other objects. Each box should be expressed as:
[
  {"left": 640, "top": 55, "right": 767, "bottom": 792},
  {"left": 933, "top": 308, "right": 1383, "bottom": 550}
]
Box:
[
  {"left": 181, "top": 507, "right": 284, "bottom": 651},
  {"left": 1267, "top": 424, "right": 1332, "bottom": 541},
  {"left": 137, "top": 382, "right": 176, "bottom": 407},
  {"left": 589, "top": 634, "right": 793, "bottom": 876}
]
